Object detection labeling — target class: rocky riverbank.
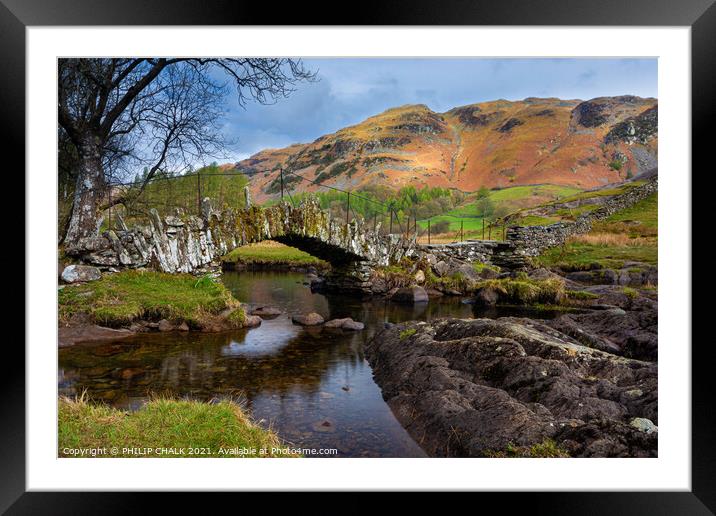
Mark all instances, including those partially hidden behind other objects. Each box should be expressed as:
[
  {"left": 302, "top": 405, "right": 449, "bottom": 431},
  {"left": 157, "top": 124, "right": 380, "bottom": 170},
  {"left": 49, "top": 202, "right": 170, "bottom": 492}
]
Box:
[{"left": 366, "top": 315, "right": 657, "bottom": 458}]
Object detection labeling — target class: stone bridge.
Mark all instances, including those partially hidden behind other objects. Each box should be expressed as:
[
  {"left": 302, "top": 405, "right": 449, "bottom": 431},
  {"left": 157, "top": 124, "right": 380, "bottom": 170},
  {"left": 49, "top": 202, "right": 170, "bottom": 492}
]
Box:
[{"left": 66, "top": 197, "right": 417, "bottom": 276}]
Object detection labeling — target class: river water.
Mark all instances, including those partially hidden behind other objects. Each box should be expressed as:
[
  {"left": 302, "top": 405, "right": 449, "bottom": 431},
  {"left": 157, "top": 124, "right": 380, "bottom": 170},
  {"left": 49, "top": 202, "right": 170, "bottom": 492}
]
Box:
[{"left": 58, "top": 271, "right": 563, "bottom": 457}]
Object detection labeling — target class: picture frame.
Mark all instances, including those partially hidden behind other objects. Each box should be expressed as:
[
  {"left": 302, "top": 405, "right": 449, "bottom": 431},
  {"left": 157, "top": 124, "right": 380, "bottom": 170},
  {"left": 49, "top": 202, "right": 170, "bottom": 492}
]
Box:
[{"left": 6, "top": 0, "right": 710, "bottom": 510}]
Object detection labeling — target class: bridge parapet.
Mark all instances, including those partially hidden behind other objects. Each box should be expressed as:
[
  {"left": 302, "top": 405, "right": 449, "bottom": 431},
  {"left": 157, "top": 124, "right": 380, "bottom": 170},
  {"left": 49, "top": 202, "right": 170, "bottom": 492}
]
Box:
[{"left": 66, "top": 196, "right": 416, "bottom": 273}]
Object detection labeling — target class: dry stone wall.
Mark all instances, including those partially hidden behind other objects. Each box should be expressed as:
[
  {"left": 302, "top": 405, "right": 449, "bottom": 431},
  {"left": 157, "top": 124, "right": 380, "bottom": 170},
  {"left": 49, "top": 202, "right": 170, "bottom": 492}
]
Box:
[
  {"left": 414, "top": 176, "right": 657, "bottom": 269},
  {"left": 506, "top": 177, "right": 658, "bottom": 257}
]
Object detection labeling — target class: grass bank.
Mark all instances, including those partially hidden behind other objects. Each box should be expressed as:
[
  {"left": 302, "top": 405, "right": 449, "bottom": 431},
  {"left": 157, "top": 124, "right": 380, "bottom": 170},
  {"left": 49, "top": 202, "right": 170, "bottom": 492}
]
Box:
[
  {"left": 58, "top": 396, "right": 297, "bottom": 458},
  {"left": 537, "top": 192, "right": 657, "bottom": 270},
  {"left": 221, "top": 240, "right": 328, "bottom": 269},
  {"left": 475, "top": 275, "right": 566, "bottom": 305},
  {"left": 59, "top": 269, "right": 245, "bottom": 329}
]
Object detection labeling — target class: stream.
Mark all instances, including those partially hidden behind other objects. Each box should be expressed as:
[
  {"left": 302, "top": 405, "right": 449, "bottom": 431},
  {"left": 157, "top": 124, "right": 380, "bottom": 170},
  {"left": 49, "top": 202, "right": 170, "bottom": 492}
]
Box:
[{"left": 58, "top": 270, "right": 566, "bottom": 457}]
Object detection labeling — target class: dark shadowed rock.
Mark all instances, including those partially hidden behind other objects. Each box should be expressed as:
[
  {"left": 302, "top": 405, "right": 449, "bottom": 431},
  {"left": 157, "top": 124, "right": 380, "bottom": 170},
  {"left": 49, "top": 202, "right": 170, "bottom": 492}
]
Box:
[
  {"left": 547, "top": 306, "right": 657, "bottom": 361},
  {"left": 473, "top": 286, "right": 499, "bottom": 306},
  {"left": 365, "top": 317, "right": 657, "bottom": 457},
  {"left": 61, "top": 264, "right": 101, "bottom": 283},
  {"left": 292, "top": 312, "right": 325, "bottom": 326},
  {"left": 391, "top": 286, "right": 429, "bottom": 304}
]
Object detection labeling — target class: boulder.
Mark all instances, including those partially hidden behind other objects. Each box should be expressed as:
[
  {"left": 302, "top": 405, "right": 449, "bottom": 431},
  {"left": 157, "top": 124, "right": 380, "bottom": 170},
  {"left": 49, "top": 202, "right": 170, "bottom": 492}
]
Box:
[
  {"left": 473, "top": 286, "right": 499, "bottom": 306},
  {"left": 433, "top": 261, "right": 450, "bottom": 277},
  {"left": 245, "top": 315, "right": 262, "bottom": 328},
  {"left": 292, "top": 312, "right": 325, "bottom": 326},
  {"left": 414, "top": 270, "right": 426, "bottom": 284},
  {"left": 391, "top": 286, "right": 429, "bottom": 304},
  {"left": 365, "top": 317, "right": 657, "bottom": 458},
  {"left": 249, "top": 306, "right": 282, "bottom": 318},
  {"left": 157, "top": 319, "right": 174, "bottom": 332},
  {"left": 630, "top": 417, "right": 658, "bottom": 434},
  {"left": 324, "top": 318, "right": 365, "bottom": 331},
  {"left": 60, "top": 264, "right": 101, "bottom": 284}
]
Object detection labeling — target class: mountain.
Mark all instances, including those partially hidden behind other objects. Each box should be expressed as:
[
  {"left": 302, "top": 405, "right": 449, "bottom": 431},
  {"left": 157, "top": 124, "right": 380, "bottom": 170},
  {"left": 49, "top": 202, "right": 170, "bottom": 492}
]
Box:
[{"left": 229, "top": 96, "right": 658, "bottom": 203}]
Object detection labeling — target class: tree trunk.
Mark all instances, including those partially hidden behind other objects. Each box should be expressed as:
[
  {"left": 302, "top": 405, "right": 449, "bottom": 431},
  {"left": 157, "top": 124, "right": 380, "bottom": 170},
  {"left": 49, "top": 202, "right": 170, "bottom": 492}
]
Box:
[{"left": 64, "top": 134, "right": 106, "bottom": 246}]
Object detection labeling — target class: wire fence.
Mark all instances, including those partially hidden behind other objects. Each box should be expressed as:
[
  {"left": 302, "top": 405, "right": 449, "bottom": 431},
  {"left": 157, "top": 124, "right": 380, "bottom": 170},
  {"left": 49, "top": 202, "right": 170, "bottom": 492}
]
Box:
[{"left": 60, "top": 167, "right": 512, "bottom": 244}]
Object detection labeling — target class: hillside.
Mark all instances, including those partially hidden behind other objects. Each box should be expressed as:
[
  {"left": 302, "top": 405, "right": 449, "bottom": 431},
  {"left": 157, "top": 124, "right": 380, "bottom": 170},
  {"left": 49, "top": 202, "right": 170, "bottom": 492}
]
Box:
[{"left": 228, "top": 96, "right": 658, "bottom": 203}]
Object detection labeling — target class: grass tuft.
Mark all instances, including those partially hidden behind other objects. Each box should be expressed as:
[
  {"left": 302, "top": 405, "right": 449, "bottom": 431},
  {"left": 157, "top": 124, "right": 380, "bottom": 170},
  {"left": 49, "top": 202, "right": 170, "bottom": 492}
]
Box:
[
  {"left": 58, "top": 395, "right": 298, "bottom": 458},
  {"left": 476, "top": 276, "right": 566, "bottom": 305},
  {"left": 399, "top": 328, "right": 417, "bottom": 340},
  {"left": 59, "top": 269, "right": 239, "bottom": 328}
]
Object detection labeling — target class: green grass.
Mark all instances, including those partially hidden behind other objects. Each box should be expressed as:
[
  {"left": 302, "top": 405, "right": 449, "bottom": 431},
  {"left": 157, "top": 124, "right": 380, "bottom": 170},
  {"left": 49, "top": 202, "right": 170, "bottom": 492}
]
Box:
[
  {"left": 538, "top": 242, "right": 657, "bottom": 270},
  {"left": 399, "top": 328, "right": 417, "bottom": 340},
  {"left": 549, "top": 180, "right": 646, "bottom": 205},
  {"left": 475, "top": 275, "right": 566, "bottom": 305},
  {"left": 485, "top": 439, "right": 570, "bottom": 458},
  {"left": 565, "top": 290, "right": 599, "bottom": 300},
  {"left": 58, "top": 396, "right": 296, "bottom": 458},
  {"left": 221, "top": 241, "right": 327, "bottom": 268},
  {"left": 473, "top": 262, "right": 501, "bottom": 274},
  {"left": 537, "top": 192, "right": 658, "bottom": 270},
  {"left": 59, "top": 269, "right": 242, "bottom": 328},
  {"left": 417, "top": 184, "right": 581, "bottom": 235},
  {"left": 603, "top": 193, "right": 657, "bottom": 230}
]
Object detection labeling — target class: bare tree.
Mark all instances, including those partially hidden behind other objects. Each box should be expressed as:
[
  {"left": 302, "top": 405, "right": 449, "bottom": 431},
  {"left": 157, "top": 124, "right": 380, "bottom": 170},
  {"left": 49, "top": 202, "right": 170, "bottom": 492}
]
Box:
[{"left": 58, "top": 58, "right": 316, "bottom": 248}]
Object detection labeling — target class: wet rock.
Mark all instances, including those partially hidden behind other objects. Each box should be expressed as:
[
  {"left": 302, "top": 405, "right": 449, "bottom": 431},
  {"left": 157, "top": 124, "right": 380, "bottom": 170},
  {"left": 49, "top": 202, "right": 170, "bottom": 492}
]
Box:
[
  {"left": 292, "top": 312, "right": 325, "bottom": 326},
  {"left": 365, "top": 317, "right": 657, "bottom": 457},
  {"left": 249, "top": 306, "right": 282, "bottom": 318},
  {"left": 312, "top": 418, "right": 336, "bottom": 433},
  {"left": 61, "top": 264, "right": 101, "bottom": 284},
  {"left": 245, "top": 315, "right": 262, "bottom": 327},
  {"left": 391, "top": 286, "right": 429, "bottom": 304},
  {"left": 324, "top": 318, "right": 364, "bottom": 331},
  {"left": 177, "top": 322, "right": 190, "bottom": 331},
  {"left": 58, "top": 325, "right": 135, "bottom": 347}
]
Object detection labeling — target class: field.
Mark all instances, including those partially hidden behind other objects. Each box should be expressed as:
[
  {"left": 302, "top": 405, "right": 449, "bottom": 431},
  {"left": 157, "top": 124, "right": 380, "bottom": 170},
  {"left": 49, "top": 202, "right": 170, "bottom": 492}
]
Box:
[
  {"left": 221, "top": 240, "right": 328, "bottom": 268},
  {"left": 416, "top": 184, "right": 581, "bottom": 242},
  {"left": 538, "top": 192, "right": 658, "bottom": 269}
]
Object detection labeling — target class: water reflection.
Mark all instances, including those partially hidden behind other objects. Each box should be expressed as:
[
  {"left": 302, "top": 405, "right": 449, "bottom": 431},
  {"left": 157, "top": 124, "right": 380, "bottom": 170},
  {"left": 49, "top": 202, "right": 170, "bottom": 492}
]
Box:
[{"left": 58, "top": 271, "right": 565, "bottom": 457}]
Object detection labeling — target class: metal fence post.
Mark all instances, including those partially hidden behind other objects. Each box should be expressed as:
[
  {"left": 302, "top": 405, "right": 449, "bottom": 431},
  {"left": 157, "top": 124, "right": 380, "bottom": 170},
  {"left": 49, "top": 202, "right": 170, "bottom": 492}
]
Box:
[
  {"left": 482, "top": 218, "right": 485, "bottom": 240},
  {"left": 280, "top": 168, "right": 284, "bottom": 200},
  {"left": 460, "top": 220, "right": 464, "bottom": 242},
  {"left": 389, "top": 210, "right": 393, "bottom": 234},
  {"left": 428, "top": 219, "right": 431, "bottom": 244}
]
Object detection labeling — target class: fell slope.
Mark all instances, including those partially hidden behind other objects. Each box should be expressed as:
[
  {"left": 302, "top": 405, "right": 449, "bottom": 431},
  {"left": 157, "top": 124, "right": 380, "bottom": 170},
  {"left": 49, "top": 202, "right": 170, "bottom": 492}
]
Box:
[{"left": 230, "top": 96, "right": 658, "bottom": 203}]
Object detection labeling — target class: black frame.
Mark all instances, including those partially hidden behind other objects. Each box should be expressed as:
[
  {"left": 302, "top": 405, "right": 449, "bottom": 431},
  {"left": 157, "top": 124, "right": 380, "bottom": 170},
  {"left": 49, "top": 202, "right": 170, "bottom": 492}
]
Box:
[{"left": 4, "top": 0, "right": 711, "bottom": 512}]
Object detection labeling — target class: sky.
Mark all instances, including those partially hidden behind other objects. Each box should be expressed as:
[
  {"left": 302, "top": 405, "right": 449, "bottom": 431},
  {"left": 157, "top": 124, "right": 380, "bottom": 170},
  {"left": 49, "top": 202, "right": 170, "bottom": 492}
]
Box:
[{"left": 218, "top": 58, "right": 657, "bottom": 163}]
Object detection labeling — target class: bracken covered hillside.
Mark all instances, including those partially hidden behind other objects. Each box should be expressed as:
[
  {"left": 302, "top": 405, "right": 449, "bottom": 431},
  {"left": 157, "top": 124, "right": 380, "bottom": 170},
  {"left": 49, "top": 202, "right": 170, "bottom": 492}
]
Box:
[{"left": 230, "top": 96, "right": 657, "bottom": 203}]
